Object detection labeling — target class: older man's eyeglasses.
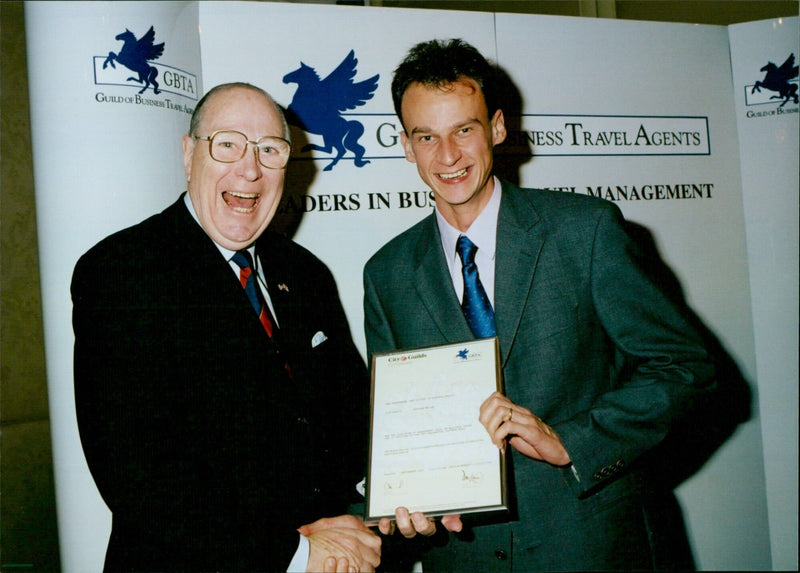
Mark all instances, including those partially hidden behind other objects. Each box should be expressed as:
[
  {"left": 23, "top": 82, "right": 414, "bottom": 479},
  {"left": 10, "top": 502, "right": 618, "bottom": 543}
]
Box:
[{"left": 194, "top": 130, "right": 291, "bottom": 170}]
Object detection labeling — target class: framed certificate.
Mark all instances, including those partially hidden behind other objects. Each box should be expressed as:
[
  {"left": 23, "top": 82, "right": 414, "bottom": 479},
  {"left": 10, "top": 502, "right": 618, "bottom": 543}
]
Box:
[{"left": 366, "top": 338, "right": 508, "bottom": 521}]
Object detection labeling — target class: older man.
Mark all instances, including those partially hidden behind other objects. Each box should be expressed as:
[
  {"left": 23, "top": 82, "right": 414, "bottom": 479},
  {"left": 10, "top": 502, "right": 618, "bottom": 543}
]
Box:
[{"left": 73, "top": 83, "right": 379, "bottom": 572}]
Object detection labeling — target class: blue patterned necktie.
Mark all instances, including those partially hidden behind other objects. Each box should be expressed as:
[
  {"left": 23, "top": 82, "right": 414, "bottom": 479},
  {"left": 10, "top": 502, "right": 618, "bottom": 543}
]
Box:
[{"left": 456, "top": 235, "right": 496, "bottom": 338}]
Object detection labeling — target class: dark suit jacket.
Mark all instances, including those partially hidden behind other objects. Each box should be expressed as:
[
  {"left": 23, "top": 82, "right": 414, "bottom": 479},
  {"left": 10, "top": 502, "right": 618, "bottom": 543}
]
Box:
[
  {"left": 363, "top": 181, "right": 714, "bottom": 571},
  {"left": 73, "top": 195, "right": 368, "bottom": 571}
]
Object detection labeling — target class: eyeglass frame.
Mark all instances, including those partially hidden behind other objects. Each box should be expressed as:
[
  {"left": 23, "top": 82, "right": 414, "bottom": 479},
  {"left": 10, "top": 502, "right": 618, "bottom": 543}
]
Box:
[{"left": 193, "top": 129, "right": 292, "bottom": 170}]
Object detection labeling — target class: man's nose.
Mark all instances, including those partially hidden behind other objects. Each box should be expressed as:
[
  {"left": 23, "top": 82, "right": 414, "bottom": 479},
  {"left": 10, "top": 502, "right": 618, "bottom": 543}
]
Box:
[
  {"left": 238, "top": 144, "right": 262, "bottom": 180},
  {"left": 439, "top": 137, "right": 461, "bottom": 165}
]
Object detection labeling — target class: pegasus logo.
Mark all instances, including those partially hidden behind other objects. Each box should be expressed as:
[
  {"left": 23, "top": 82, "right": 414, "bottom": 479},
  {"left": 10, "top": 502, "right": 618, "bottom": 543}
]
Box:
[
  {"left": 103, "top": 26, "right": 165, "bottom": 94},
  {"left": 283, "top": 51, "right": 379, "bottom": 171},
  {"left": 751, "top": 53, "right": 799, "bottom": 108},
  {"left": 457, "top": 349, "right": 470, "bottom": 360}
]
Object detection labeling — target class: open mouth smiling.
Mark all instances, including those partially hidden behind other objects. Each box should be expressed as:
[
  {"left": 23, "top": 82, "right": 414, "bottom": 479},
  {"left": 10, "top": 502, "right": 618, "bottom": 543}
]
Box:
[
  {"left": 222, "top": 191, "right": 260, "bottom": 213},
  {"left": 438, "top": 167, "right": 469, "bottom": 181}
]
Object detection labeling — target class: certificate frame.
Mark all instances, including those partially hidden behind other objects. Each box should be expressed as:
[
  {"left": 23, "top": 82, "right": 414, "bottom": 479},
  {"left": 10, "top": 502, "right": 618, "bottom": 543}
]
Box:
[{"left": 365, "top": 338, "right": 508, "bottom": 521}]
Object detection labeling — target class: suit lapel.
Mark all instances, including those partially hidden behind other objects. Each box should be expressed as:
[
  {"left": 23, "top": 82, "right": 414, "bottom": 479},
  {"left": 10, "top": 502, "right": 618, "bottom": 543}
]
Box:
[
  {"left": 495, "top": 182, "right": 546, "bottom": 367},
  {"left": 413, "top": 216, "right": 475, "bottom": 343},
  {"left": 410, "top": 185, "right": 548, "bottom": 357},
  {"left": 167, "top": 197, "right": 278, "bottom": 350},
  {"left": 171, "top": 197, "right": 248, "bottom": 302}
]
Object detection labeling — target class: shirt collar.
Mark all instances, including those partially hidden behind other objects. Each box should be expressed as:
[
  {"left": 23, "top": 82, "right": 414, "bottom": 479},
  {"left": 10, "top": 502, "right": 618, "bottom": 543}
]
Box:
[{"left": 435, "top": 176, "right": 502, "bottom": 263}]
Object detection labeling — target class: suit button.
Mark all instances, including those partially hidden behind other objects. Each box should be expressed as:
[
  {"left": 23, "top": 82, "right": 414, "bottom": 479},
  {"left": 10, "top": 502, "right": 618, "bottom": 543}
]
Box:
[{"left": 494, "top": 549, "right": 508, "bottom": 560}]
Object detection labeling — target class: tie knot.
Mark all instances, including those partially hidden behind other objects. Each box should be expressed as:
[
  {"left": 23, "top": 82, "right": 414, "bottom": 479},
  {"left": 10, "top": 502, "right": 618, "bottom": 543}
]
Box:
[
  {"left": 231, "top": 250, "right": 254, "bottom": 270},
  {"left": 456, "top": 235, "right": 478, "bottom": 265}
]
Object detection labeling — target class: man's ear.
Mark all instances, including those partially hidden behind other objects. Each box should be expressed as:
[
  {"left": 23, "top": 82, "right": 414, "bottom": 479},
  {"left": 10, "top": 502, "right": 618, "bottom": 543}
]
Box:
[
  {"left": 400, "top": 131, "right": 417, "bottom": 164},
  {"left": 491, "top": 109, "right": 507, "bottom": 146},
  {"left": 182, "top": 134, "right": 195, "bottom": 182}
]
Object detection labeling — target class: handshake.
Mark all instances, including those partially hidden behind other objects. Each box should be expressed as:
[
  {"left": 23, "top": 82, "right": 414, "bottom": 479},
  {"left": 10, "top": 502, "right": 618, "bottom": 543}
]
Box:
[{"left": 299, "top": 509, "right": 463, "bottom": 572}]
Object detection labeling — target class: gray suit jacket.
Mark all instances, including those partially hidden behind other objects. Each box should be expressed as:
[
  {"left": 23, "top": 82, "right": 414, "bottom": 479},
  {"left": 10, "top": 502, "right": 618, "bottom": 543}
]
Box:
[{"left": 363, "top": 181, "right": 714, "bottom": 571}]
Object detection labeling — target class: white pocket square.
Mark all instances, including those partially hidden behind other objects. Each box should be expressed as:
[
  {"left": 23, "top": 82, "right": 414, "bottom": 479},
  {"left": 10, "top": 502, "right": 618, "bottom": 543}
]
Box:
[{"left": 311, "top": 331, "right": 328, "bottom": 348}]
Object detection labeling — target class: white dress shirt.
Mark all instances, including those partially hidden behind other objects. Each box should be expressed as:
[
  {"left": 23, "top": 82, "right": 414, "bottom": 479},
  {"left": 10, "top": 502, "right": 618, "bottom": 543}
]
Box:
[{"left": 435, "top": 176, "right": 501, "bottom": 307}]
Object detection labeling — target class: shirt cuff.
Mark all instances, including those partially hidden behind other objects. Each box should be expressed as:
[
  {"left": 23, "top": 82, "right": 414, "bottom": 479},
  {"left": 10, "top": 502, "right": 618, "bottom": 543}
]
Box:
[{"left": 287, "top": 534, "right": 309, "bottom": 573}]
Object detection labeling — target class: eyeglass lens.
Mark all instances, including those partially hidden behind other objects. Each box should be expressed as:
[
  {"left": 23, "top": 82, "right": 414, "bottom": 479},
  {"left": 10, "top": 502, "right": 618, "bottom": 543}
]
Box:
[{"left": 210, "top": 130, "right": 290, "bottom": 168}]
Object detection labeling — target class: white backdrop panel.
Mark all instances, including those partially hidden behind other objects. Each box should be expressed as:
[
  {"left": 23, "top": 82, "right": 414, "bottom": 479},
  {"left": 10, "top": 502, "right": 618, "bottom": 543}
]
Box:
[
  {"left": 729, "top": 16, "right": 799, "bottom": 571},
  {"left": 26, "top": 2, "right": 202, "bottom": 570}
]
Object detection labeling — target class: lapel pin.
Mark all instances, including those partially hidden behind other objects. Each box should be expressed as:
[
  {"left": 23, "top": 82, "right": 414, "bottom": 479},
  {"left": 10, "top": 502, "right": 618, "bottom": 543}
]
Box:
[{"left": 278, "top": 283, "right": 289, "bottom": 292}]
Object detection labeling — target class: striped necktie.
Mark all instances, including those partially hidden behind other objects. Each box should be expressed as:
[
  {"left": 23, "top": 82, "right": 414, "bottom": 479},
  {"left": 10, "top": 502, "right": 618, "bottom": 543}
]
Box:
[{"left": 231, "top": 250, "right": 275, "bottom": 337}]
